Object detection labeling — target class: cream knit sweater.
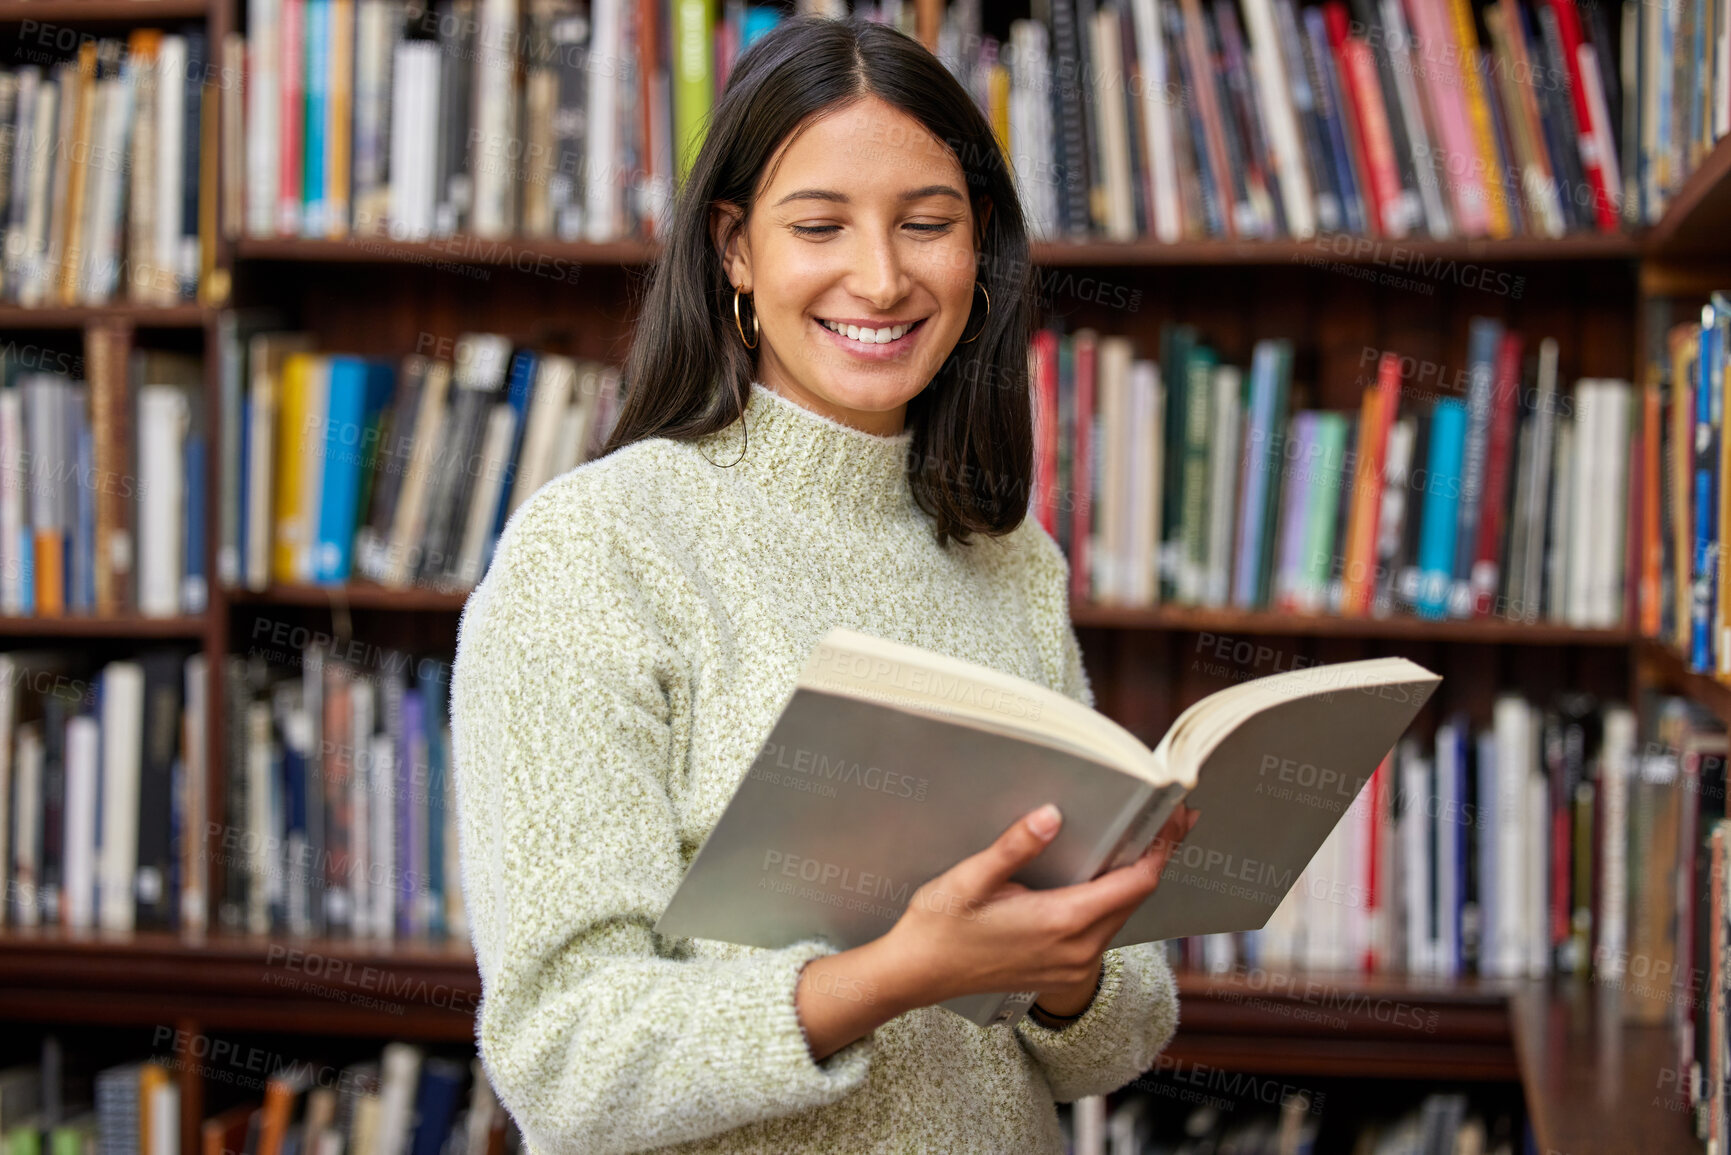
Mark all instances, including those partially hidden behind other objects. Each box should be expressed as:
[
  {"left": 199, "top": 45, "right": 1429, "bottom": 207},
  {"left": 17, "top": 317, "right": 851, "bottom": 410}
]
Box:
[{"left": 449, "top": 381, "right": 1180, "bottom": 1154}]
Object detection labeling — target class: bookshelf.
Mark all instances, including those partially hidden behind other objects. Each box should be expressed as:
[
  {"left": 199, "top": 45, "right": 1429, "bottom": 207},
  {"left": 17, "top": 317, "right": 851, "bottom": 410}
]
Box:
[{"left": 8, "top": 0, "right": 1731, "bottom": 1152}]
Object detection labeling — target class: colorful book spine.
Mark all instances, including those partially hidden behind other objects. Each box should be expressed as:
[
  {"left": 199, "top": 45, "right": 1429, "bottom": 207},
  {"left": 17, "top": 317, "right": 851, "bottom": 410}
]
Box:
[{"left": 1417, "top": 399, "right": 1468, "bottom": 619}]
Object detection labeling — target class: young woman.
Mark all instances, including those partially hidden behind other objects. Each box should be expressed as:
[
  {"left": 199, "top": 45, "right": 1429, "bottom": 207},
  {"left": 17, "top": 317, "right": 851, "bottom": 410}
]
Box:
[{"left": 450, "top": 17, "right": 1192, "bottom": 1153}]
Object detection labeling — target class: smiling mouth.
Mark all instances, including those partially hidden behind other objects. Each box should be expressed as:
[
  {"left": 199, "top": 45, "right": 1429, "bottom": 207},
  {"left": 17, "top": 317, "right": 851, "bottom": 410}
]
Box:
[{"left": 817, "top": 317, "right": 927, "bottom": 345}]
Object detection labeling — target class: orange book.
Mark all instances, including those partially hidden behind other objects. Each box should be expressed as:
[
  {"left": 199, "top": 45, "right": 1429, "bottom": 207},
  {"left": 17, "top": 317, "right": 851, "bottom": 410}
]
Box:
[
  {"left": 33, "top": 528, "right": 64, "bottom": 616},
  {"left": 1640, "top": 370, "right": 1662, "bottom": 637},
  {"left": 1340, "top": 386, "right": 1383, "bottom": 616}
]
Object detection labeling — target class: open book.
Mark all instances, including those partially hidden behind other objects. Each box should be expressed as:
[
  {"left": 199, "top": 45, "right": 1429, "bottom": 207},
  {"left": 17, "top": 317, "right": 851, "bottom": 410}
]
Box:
[{"left": 655, "top": 628, "right": 1441, "bottom": 1028}]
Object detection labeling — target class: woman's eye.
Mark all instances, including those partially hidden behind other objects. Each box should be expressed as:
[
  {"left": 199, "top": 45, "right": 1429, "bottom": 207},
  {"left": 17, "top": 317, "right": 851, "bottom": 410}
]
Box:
[
  {"left": 790, "top": 224, "right": 840, "bottom": 237},
  {"left": 905, "top": 222, "right": 956, "bottom": 234}
]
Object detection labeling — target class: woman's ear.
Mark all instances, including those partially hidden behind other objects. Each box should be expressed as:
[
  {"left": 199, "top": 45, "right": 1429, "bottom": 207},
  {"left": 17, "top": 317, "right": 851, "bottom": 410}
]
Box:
[{"left": 709, "top": 203, "right": 752, "bottom": 290}]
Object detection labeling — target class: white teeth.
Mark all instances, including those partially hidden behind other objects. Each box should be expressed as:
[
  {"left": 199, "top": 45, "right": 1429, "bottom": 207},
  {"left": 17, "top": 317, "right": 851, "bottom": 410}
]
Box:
[{"left": 820, "top": 319, "right": 914, "bottom": 344}]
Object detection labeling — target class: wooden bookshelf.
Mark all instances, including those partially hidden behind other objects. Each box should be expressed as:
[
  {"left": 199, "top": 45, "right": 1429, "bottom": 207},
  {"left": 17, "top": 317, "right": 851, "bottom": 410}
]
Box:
[{"left": 4, "top": 3, "right": 1731, "bottom": 1152}]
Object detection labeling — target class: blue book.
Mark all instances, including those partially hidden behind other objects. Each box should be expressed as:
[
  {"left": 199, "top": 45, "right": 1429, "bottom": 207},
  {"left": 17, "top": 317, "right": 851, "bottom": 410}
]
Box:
[
  {"left": 184, "top": 432, "right": 206, "bottom": 613},
  {"left": 487, "top": 350, "right": 541, "bottom": 548},
  {"left": 313, "top": 358, "right": 392, "bottom": 583},
  {"left": 1301, "top": 6, "right": 1365, "bottom": 236},
  {"left": 1451, "top": 319, "right": 1502, "bottom": 617},
  {"left": 302, "top": 0, "right": 329, "bottom": 236},
  {"left": 408, "top": 1060, "right": 467, "bottom": 1155},
  {"left": 420, "top": 660, "right": 449, "bottom": 938},
  {"left": 18, "top": 527, "right": 31, "bottom": 614},
  {"left": 1416, "top": 400, "right": 1468, "bottom": 620},
  {"left": 1693, "top": 304, "right": 1721, "bottom": 672},
  {"left": 74, "top": 421, "right": 93, "bottom": 612},
  {"left": 398, "top": 686, "right": 424, "bottom": 938},
  {"left": 742, "top": 5, "right": 780, "bottom": 45},
  {"left": 1232, "top": 341, "right": 1278, "bottom": 608}
]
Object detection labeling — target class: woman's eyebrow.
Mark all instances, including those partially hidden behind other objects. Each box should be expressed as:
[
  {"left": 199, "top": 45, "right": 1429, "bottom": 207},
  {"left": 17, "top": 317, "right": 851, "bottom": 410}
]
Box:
[{"left": 771, "top": 185, "right": 966, "bottom": 207}]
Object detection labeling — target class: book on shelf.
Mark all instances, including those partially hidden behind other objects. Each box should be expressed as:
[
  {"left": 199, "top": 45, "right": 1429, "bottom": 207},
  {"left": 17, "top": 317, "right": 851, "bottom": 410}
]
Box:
[
  {"left": 1038, "top": 320, "right": 1634, "bottom": 628},
  {"left": 221, "top": 323, "right": 623, "bottom": 594},
  {"left": 0, "top": 336, "right": 206, "bottom": 620},
  {"left": 654, "top": 626, "right": 1440, "bottom": 1028},
  {"left": 0, "top": 1037, "right": 523, "bottom": 1155},
  {"left": 217, "top": 637, "right": 462, "bottom": 941},
  {"left": 0, "top": 28, "right": 213, "bottom": 309},
  {"left": 230, "top": 0, "right": 1644, "bottom": 246},
  {"left": 1, "top": 646, "right": 207, "bottom": 934}
]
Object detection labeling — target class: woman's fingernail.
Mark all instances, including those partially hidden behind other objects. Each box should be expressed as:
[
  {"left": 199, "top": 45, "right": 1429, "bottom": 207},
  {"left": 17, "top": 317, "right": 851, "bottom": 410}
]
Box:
[{"left": 1027, "top": 804, "right": 1062, "bottom": 840}]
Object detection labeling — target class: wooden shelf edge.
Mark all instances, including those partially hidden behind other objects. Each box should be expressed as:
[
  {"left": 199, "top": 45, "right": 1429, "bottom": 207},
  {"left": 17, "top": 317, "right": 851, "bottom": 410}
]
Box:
[
  {"left": 1070, "top": 603, "right": 1635, "bottom": 644},
  {"left": 0, "top": 303, "right": 210, "bottom": 328},
  {"left": 0, "top": 613, "right": 207, "bottom": 638},
  {"left": 227, "top": 234, "right": 1643, "bottom": 271},
  {"left": 1637, "top": 637, "right": 1731, "bottom": 728},
  {"left": 1645, "top": 135, "right": 1731, "bottom": 257},
  {"left": 0, "top": 1, "right": 211, "bottom": 23},
  {"left": 221, "top": 581, "right": 475, "bottom": 612}
]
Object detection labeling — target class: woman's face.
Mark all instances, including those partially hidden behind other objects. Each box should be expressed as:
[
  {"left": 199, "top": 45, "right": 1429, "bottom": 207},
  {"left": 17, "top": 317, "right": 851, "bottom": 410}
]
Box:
[{"left": 717, "top": 95, "right": 981, "bottom": 436}]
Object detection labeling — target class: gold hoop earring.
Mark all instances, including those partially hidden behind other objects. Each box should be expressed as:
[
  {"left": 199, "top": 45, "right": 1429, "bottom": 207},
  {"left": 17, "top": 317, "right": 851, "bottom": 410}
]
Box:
[
  {"left": 733, "top": 286, "right": 759, "bottom": 350},
  {"left": 959, "top": 282, "right": 991, "bottom": 344}
]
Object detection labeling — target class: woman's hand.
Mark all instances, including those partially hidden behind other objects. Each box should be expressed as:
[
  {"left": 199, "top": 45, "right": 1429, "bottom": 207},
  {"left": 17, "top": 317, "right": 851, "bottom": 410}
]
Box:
[{"left": 794, "top": 801, "right": 1198, "bottom": 1061}]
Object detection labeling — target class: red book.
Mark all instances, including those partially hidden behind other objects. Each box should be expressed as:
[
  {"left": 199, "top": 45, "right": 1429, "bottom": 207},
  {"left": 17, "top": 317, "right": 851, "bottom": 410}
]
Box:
[
  {"left": 1470, "top": 333, "right": 1523, "bottom": 616},
  {"left": 1070, "top": 332, "right": 1097, "bottom": 603},
  {"left": 1326, "top": 4, "right": 1404, "bottom": 237},
  {"left": 1545, "top": 0, "right": 1620, "bottom": 231},
  {"left": 278, "top": 0, "right": 305, "bottom": 237},
  {"left": 1032, "top": 329, "right": 1060, "bottom": 534}
]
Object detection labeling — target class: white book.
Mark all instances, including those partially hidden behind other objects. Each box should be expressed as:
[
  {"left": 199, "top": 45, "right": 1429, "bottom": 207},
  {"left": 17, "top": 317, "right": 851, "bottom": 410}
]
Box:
[
  {"left": 368, "top": 730, "right": 395, "bottom": 938},
  {"left": 1130, "top": 0, "right": 1181, "bottom": 242},
  {"left": 155, "top": 36, "right": 186, "bottom": 305},
  {"left": 1259, "top": 876, "right": 1299, "bottom": 968},
  {"left": 1373, "top": 418, "right": 1416, "bottom": 618},
  {"left": 1493, "top": 696, "right": 1529, "bottom": 978},
  {"left": 20, "top": 79, "right": 56, "bottom": 308},
  {"left": 1596, "top": 381, "right": 1631, "bottom": 628},
  {"left": 247, "top": 699, "right": 275, "bottom": 934},
  {"left": 506, "top": 355, "right": 576, "bottom": 514},
  {"left": 1089, "top": 10, "right": 1136, "bottom": 242},
  {"left": 0, "top": 654, "right": 12, "bottom": 924},
  {"left": 583, "top": 0, "right": 622, "bottom": 242},
  {"left": 4, "top": 68, "right": 37, "bottom": 295},
  {"left": 376, "top": 1044, "right": 425, "bottom": 1155},
  {"left": 137, "top": 385, "right": 190, "bottom": 616},
  {"left": 388, "top": 43, "right": 438, "bottom": 239},
  {"left": 1093, "top": 337, "right": 1132, "bottom": 603},
  {"left": 1547, "top": 418, "right": 1574, "bottom": 624},
  {"left": 1566, "top": 381, "right": 1597, "bottom": 627},
  {"left": 1598, "top": 705, "right": 1634, "bottom": 979},
  {"left": 1242, "top": 0, "right": 1315, "bottom": 237},
  {"left": 454, "top": 404, "right": 518, "bottom": 586},
  {"left": 1008, "top": 21, "right": 1058, "bottom": 240},
  {"left": 89, "top": 70, "right": 134, "bottom": 302},
  {"left": 549, "top": 364, "right": 605, "bottom": 479},
  {"left": 62, "top": 714, "right": 101, "bottom": 930},
  {"left": 1072, "top": 1096, "right": 1107, "bottom": 1155},
  {"left": 0, "top": 390, "right": 23, "bottom": 614},
  {"left": 1719, "top": 0, "right": 1731, "bottom": 141},
  {"left": 182, "top": 653, "right": 208, "bottom": 932},
  {"left": 128, "top": 49, "right": 159, "bottom": 303},
  {"left": 350, "top": 676, "right": 374, "bottom": 934},
  {"left": 1204, "top": 366, "right": 1241, "bottom": 608},
  {"left": 247, "top": 0, "right": 280, "bottom": 236},
  {"left": 74, "top": 79, "right": 112, "bottom": 302},
  {"left": 98, "top": 661, "right": 144, "bottom": 933},
  {"left": 148, "top": 1076, "right": 179, "bottom": 1155},
  {"left": 11, "top": 722, "right": 40, "bottom": 926},
  {"left": 472, "top": 0, "right": 518, "bottom": 237},
  {"left": 1129, "top": 361, "right": 1163, "bottom": 608}
]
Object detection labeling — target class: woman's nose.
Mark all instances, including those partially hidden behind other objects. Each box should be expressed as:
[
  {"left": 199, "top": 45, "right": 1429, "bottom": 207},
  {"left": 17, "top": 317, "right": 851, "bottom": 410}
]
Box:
[{"left": 846, "top": 232, "right": 912, "bottom": 309}]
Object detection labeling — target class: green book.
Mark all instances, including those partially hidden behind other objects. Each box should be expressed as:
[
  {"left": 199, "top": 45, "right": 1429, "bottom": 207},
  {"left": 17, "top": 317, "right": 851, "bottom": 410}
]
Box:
[
  {"left": 6, "top": 1123, "right": 40, "bottom": 1155},
  {"left": 1178, "top": 347, "right": 1218, "bottom": 604},
  {"left": 1254, "top": 342, "right": 1294, "bottom": 608},
  {"left": 1158, "top": 324, "right": 1196, "bottom": 599},
  {"left": 1298, "top": 412, "right": 1348, "bottom": 610},
  {"left": 673, "top": 0, "right": 717, "bottom": 181}
]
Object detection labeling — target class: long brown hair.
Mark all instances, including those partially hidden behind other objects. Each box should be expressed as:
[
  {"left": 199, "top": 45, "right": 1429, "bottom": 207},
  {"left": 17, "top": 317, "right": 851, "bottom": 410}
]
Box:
[{"left": 602, "top": 16, "right": 1034, "bottom": 546}]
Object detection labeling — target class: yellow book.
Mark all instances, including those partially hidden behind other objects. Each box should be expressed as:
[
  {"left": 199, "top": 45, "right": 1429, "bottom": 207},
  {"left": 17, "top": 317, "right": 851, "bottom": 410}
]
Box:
[
  {"left": 58, "top": 42, "right": 98, "bottom": 304},
  {"left": 1444, "top": 0, "right": 1510, "bottom": 238},
  {"left": 987, "top": 62, "right": 1010, "bottom": 164},
  {"left": 1672, "top": 326, "right": 1700, "bottom": 651},
  {"left": 327, "top": 0, "right": 353, "bottom": 237},
  {"left": 271, "top": 352, "right": 313, "bottom": 584}
]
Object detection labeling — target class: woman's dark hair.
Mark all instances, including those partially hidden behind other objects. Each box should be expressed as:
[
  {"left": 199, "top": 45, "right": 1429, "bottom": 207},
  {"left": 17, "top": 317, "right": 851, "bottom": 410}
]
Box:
[{"left": 602, "top": 16, "right": 1034, "bottom": 546}]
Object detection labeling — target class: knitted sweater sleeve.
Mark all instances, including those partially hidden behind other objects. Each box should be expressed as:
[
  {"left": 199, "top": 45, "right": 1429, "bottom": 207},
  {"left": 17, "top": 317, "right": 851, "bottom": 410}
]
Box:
[
  {"left": 1009, "top": 522, "right": 1181, "bottom": 1101},
  {"left": 450, "top": 484, "right": 873, "bottom": 1155}
]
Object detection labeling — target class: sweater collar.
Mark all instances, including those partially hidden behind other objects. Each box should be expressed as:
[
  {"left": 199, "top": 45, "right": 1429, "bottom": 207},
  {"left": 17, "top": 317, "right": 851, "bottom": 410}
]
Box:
[{"left": 699, "top": 382, "right": 919, "bottom": 515}]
